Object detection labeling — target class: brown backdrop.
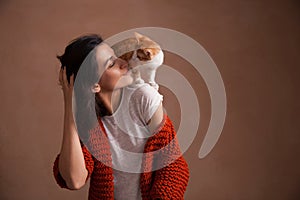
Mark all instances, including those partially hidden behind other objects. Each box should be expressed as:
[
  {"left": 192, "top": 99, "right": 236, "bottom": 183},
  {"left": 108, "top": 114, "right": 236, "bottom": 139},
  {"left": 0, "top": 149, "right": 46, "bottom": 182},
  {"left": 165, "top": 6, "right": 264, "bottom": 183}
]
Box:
[{"left": 0, "top": 0, "right": 299, "bottom": 199}]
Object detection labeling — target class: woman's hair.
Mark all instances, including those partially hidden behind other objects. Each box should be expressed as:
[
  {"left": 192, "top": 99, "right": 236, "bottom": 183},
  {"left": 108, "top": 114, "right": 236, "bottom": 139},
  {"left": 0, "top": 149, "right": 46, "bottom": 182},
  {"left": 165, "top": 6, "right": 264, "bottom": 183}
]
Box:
[
  {"left": 57, "top": 34, "right": 108, "bottom": 141},
  {"left": 57, "top": 34, "right": 102, "bottom": 82}
]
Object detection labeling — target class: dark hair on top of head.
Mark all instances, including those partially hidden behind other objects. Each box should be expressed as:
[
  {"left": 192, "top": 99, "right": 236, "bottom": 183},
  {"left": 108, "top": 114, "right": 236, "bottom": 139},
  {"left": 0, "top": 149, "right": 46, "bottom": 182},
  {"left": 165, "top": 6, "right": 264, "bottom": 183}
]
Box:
[
  {"left": 57, "top": 34, "right": 109, "bottom": 141},
  {"left": 57, "top": 34, "right": 103, "bottom": 83}
]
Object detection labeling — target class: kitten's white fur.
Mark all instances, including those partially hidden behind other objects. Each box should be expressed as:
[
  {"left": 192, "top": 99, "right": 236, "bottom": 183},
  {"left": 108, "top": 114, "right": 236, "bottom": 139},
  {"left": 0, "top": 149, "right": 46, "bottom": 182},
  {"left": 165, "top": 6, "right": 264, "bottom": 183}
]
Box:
[{"left": 129, "top": 47, "right": 164, "bottom": 91}]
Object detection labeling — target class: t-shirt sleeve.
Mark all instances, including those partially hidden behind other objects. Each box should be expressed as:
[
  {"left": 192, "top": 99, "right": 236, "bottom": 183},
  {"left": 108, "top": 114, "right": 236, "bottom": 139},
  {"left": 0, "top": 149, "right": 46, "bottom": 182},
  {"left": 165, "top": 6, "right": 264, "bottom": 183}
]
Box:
[{"left": 131, "top": 84, "right": 163, "bottom": 125}]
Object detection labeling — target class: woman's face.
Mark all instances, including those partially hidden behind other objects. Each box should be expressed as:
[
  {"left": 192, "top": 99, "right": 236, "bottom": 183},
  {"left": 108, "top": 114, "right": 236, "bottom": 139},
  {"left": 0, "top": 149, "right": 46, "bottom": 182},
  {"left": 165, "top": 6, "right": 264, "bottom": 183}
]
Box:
[{"left": 95, "top": 43, "right": 133, "bottom": 92}]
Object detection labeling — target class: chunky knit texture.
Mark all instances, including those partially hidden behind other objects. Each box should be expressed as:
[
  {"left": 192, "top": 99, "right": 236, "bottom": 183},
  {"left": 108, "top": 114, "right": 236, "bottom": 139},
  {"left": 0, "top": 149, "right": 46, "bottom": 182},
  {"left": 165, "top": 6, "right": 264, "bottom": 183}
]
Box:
[{"left": 53, "top": 115, "right": 190, "bottom": 199}]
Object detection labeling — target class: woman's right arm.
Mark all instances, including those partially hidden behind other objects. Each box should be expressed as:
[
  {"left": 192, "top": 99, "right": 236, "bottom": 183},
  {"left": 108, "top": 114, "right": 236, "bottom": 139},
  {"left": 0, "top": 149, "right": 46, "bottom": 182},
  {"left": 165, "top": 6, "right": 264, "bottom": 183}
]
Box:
[{"left": 55, "top": 68, "right": 90, "bottom": 190}]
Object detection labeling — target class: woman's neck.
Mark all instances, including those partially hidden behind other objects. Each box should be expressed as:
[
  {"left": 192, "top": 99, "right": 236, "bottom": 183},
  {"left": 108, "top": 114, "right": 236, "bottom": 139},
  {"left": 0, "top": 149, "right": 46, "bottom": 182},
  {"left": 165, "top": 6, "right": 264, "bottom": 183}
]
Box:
[{"left": 98, "top": 89, "right": 122, "bottom": 115}]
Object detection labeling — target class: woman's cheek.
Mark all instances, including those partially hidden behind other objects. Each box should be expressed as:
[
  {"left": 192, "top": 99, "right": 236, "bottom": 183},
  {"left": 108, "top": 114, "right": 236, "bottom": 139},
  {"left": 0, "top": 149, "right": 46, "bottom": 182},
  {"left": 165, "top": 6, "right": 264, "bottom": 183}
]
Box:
[{"left": 99, "top": 75, "right": 114, "bottom": 90}]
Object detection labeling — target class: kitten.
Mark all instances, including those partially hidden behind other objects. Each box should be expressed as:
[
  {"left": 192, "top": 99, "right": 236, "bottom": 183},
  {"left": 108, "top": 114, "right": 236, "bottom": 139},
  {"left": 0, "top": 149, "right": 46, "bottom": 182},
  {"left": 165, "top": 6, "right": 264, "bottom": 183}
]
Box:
[{"left": 112, "top": 32, "right": 164, "bottom": 90}]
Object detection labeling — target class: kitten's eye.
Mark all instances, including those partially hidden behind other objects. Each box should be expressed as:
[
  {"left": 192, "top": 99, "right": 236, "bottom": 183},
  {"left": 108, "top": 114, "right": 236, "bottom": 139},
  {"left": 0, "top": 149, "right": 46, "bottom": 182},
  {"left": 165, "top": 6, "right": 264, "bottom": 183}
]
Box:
[{"left": 145, "top": 50, "right": 151, "bottom": 57}]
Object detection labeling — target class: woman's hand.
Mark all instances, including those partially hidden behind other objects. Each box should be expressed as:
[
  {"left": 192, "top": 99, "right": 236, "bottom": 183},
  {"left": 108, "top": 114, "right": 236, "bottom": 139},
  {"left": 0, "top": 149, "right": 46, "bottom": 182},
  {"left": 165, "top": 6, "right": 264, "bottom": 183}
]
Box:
[{"left": 59, "top": 67, "right": 74, "bottom": 105}]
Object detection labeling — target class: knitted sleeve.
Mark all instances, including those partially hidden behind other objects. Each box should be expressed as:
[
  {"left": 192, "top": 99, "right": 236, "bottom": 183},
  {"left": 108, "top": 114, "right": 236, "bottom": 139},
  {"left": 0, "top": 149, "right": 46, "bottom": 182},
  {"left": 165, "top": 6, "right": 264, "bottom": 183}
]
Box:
[
  {"left": 150, "top": 157, "right": 189, "bottom": 199},
  {"left": 52, "top": 144, "right": 94, "bottom": 189},
  {"left": 142, "top": 116, "right": 190, "bottom": 199}
]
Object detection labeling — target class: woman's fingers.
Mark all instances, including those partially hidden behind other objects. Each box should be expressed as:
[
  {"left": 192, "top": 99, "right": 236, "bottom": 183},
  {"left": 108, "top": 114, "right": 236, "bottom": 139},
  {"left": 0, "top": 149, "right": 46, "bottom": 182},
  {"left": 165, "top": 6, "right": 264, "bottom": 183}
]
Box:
[
  {"left": 58, "top": 67, "right": 74, "bottom": 91},
  {"left": 58, "top": 68, "right": 63, "bottom": 85},
  {"left": 70, "top": 73, "right": 74, "bottom": 87},
  {"left": 62, "top": 67, "right": 68, "bottom": 86}
]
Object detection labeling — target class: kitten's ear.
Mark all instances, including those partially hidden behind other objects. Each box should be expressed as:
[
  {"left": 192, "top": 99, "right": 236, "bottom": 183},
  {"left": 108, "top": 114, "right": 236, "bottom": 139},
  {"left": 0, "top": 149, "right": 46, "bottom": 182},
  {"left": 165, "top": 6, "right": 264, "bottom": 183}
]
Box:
[
  {"left": 134, "top": 32, "right": 144, "bottom": 39},
  {"left": 134, "top": 32, "right": 144, "bottom": 44}
]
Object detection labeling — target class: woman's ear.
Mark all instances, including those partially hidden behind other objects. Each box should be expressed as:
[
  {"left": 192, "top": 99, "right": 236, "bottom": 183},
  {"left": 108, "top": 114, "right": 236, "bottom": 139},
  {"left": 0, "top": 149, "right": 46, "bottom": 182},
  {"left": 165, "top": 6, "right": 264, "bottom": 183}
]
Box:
[{"left": 91, "top": 83, "right": 101, "bottom": 93}]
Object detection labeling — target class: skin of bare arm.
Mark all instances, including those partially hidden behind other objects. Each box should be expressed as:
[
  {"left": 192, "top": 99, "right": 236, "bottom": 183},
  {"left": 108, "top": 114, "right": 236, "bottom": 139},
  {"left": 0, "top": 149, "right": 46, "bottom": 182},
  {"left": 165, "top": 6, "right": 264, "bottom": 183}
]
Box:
[{"left": 58, "top": 67, "right": 88, "bottom": 190}]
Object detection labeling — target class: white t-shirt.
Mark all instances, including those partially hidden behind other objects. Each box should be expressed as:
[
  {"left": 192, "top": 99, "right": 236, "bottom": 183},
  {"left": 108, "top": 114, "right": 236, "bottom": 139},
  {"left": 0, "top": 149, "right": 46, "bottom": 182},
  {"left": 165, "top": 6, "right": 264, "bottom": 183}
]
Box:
[{"left": 101, "top": 83, "right": 163, "bottom": 200}]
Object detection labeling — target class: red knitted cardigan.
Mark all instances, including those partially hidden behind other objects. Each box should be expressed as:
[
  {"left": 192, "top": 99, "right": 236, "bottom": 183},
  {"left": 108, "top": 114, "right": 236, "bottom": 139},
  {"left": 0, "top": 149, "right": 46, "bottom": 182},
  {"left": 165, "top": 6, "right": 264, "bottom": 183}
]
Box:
[{"left": 53, "top": 115, "right": 190, "bottom": 200}]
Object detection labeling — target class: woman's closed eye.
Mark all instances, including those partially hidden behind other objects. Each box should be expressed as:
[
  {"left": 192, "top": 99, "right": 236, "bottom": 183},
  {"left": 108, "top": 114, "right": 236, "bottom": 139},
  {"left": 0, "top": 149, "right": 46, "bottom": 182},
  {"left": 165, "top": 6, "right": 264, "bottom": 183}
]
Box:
[
  {"left": 107, "top": 56, "right": 117, "bottom": 68},
  {"left": 108, "top": 60, "right": 116, "bottom": 68}
]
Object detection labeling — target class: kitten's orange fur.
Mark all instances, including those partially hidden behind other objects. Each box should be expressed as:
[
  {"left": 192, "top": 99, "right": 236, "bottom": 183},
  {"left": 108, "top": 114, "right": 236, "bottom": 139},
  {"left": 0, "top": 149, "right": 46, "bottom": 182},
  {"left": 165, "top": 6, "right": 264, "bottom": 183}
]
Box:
[{"left": 113, "top": 33, "right": 161, "bottom": 62}]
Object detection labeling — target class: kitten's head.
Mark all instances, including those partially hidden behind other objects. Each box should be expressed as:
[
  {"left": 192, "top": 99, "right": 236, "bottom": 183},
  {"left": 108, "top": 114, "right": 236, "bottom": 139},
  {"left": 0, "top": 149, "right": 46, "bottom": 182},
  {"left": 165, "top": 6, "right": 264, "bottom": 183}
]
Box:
[
  {"left": 112, "top": 32, "right": 163, "bottom": 66},
  {"left": 134, "top": 32, "right": 161, "bottom": 61}
]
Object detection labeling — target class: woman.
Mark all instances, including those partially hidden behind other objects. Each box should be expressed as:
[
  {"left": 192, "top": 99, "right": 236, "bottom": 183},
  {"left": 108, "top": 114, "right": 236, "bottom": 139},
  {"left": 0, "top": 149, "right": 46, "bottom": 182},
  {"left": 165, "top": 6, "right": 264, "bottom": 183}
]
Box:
[{"left": 53, "top": 34, "right": 189, "bottom": 200}]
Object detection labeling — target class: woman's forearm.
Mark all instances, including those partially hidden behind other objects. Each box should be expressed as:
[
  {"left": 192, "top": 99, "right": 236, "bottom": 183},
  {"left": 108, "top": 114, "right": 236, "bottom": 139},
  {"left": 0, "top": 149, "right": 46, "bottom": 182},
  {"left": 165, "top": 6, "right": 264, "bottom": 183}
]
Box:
[{"left": 58, "top": 102, "right": 88, "bottom": 190}]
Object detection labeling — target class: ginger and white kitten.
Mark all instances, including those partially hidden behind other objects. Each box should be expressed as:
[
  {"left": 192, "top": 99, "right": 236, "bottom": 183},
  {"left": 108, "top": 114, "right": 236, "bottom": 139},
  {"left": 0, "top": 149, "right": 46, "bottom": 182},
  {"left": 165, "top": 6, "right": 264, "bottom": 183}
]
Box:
[{"left": 112, "top": 32, "right": 164, "bottom": 90}]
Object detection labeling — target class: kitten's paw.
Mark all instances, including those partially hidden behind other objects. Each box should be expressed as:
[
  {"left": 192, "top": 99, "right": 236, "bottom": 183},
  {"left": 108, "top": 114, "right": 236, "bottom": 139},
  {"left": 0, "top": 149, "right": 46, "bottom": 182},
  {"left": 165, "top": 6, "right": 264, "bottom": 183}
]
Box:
[
  {"left": 132, "top": 68, "right": 139, "bottom": 74},
  {"left": 135, "top": 78, "right": 144, "bottom": 84},
  {"left": 149, "top": 82, "right": 159, "bottom": 91}
]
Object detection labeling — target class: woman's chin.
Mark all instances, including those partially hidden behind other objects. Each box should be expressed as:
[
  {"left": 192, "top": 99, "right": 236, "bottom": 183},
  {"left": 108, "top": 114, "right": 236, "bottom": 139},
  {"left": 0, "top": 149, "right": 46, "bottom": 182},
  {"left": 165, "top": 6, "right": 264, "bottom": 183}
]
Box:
[{"left": 115, "top": 76, "right": 133, "bottom": 89}]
